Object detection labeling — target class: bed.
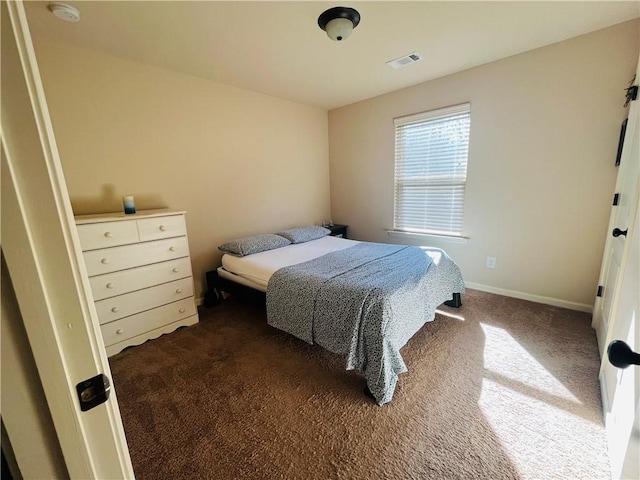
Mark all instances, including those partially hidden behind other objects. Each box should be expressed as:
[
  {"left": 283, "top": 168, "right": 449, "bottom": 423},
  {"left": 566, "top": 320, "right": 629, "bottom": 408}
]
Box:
[{"left": 205, "top": 230, "right": 465, "bottom": 405}]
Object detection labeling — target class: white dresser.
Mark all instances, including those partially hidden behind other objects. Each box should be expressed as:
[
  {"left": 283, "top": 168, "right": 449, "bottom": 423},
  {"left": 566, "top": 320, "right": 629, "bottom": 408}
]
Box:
[{"left": 75, "top": 209, "right": 199, "bottom": 356}]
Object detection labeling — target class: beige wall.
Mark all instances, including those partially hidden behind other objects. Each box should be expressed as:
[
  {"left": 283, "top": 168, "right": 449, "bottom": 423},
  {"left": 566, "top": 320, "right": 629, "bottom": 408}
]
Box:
[
  {"left": 32, "top": 37, "right": 330, "bottom": 300},
  {"left": 329, "top": 20, "right": 640, "bottom": 309},
  {"left": 30, "top": 20, "right": 640, "bottom": 309}
]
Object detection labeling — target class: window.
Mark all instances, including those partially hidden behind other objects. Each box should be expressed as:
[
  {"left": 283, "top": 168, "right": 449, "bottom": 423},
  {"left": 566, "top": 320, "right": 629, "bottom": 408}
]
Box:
[{"left": 393, "top": 103, "right": 470, "bottom": 237}]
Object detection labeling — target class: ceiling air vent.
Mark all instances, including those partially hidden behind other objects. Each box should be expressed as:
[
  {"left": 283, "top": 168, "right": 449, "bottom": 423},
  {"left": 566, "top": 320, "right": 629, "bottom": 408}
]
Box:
[{"left": 386, "top": 52, "right": 422, "bottom": 70}]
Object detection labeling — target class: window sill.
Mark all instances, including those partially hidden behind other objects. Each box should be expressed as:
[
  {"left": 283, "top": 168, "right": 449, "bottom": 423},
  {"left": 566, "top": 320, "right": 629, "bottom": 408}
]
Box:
[{"left": 386, "top": 230, "right": 469, "bottom": 245}]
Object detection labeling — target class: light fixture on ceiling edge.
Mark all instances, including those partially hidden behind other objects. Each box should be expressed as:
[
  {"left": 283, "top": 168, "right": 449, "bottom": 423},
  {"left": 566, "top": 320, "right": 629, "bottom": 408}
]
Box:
[
  {"left": 318, "top": 6, "right": 360, "bottom": 41},
  {"left": 48, "top": 2, "right": 81, "bottom": 23}
]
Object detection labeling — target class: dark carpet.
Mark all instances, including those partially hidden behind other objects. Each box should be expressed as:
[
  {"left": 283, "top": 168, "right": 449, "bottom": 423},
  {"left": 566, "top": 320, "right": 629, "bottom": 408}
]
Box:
[{"left": 109, "top": 289, "right": 608, "bottom": 479}]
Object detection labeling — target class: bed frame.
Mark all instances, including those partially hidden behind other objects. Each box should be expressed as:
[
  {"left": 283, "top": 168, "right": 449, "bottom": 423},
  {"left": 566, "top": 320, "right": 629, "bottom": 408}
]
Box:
[
  {"left": 203, "top": 269, "right": 462, "bottom": 309},
  {"left": 204, "top": 270, "right": 265, "bottom": 306}
]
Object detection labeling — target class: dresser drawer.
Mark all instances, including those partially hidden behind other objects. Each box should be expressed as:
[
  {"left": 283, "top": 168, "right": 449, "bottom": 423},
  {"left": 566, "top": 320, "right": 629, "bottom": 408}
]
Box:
[
  {"left": 94, "top": 277, "right": 194, "bottom": 324},
  {"left": 89, "top": 257, "right": 193, "bottom": 300},
  {"left": 83, "top": 236, "right": 189, "bottom": 276},
  {"left": 100, "top": 298, "right": 197, "bottom": 346},
  {"left": 105, "top": 315, "right": 198, "bottom": 357},
  {"left": 137, "top": 214, "right": 186, "bottom": 241},
  {"left": 77, "top": 220, "right": 139, "bottom": 251}
]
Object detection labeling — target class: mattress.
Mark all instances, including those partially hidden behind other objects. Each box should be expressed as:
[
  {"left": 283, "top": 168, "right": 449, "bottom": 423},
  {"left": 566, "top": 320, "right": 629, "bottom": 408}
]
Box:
[{"left": 220, "top": 235, "right": 359, "bottom": 289}]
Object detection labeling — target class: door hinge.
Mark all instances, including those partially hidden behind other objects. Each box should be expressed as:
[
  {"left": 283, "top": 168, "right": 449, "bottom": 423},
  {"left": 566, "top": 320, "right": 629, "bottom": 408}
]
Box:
[
  {"left": 596, "top": 285, "right": 604, "bottom": 297},
  {"left": 76, "top": 374, "right": 111, "bottom": 412},
  {"left": 625, "top": 85, "right": 638, "bottom": 105},
  {"left": 613, "top": 193, "right": 620, "bottom": 206}
]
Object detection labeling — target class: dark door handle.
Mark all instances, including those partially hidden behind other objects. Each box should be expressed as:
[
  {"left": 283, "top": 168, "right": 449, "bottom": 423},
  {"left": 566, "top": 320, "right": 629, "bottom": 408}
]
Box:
[
  {"left": 607, "top": 340, "right": 640, "bottom": 369},
  {"left": 612, "top": 228, "right": 628, "bottom": 237}
]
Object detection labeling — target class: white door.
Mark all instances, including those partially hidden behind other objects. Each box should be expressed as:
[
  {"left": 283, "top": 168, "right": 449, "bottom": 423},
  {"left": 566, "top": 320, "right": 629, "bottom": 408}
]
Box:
[
  {"left": 593, "top": 72, "right": 640, "bottom": 352},
  {"left": 2, "top": 2, "right": 134, "bottom": 478},
  {"left": 594, "top": 58, "right": 640, "bottom": 480},
  {"left": 602, "top": 204, "right": 639, "bottom": 480}
]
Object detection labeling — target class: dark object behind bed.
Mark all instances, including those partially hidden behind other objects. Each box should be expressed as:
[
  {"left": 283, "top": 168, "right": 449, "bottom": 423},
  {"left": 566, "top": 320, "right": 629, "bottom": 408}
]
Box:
[
  {"left": 204, "top": 269, "right": 461, "bottom": 309},
  {"left": 204, "top": 270, "right": 265, "bottom": 307}
]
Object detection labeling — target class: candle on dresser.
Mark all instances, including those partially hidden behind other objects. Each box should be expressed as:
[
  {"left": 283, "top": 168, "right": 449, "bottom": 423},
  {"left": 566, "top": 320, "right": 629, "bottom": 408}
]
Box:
[{"left": 123, "top": 195, "right": 136, "bottom": 214}]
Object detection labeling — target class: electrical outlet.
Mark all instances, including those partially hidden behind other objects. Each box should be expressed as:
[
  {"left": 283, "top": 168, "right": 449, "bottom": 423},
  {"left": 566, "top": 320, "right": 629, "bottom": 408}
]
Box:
[{"left": 486, "top": 256, "right": 496, "bottom": 269}]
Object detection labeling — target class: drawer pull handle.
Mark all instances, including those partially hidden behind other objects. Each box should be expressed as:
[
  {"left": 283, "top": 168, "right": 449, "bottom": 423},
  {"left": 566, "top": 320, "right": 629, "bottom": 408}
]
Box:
[
  {"left": 176, "top": 288, "right": 183, "bottom": 294},
  {"left": 116, "top": 329, "right": 124, "bottom": 335},
  {"left": 106, "top": 283, "right": 114, "bottom": 289},
  {"left": 111, "top": 307, "right": 119, "bottom": 313},
  {"left": 169, "top": 246, "right": 176, "bottom": 252},
  {"left": 179, "top": 307, "right": 186, "bottom": 313},
  {"left": 172, "top": 268, "right": 179, "bottom": 273},
  {"left": 101, "top": 258, "right": 109, "bottom": 264},
  {"left": 159, "top": 225, "right": 166, "bottom": 231},
  {"left": 104, "top": 232, "right": 113, "bottom": 238}
]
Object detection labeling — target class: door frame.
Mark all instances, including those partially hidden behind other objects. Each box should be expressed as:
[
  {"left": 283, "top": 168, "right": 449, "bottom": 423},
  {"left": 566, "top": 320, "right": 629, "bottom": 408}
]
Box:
[{"left": 1, "top": 1, "right": 133, "bottom": 477}]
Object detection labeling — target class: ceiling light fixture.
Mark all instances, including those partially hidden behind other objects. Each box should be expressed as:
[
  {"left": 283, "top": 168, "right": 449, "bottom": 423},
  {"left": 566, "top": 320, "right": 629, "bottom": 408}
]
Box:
[
  {"left": 47, "top": 2, "right": 81, "bottom": 23},
  {"left": 317, "top": 6, "right": 360, "bottom": 42}
]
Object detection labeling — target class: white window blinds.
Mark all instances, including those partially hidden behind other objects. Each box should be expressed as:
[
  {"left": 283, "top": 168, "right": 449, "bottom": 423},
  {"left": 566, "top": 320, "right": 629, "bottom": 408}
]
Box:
[{"left": 393, "top": 103, "right": 470, "bottom": 236}]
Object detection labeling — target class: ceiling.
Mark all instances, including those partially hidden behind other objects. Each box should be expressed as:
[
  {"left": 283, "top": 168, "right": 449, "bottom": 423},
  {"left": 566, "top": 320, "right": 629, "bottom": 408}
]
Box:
[{"left": 24, "top": 1, "right": 640, "bottom": 110}]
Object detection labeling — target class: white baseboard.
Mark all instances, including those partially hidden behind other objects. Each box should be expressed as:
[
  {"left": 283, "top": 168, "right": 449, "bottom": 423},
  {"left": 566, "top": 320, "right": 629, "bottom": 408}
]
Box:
[{"left": 464, "top": 282, "right": 593, "bottom": 313}]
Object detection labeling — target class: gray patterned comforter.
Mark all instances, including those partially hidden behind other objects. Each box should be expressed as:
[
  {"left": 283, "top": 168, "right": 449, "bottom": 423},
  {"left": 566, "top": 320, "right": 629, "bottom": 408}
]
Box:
[{"left": 266, "top": 242, "right": 465, "bottom": 405}]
